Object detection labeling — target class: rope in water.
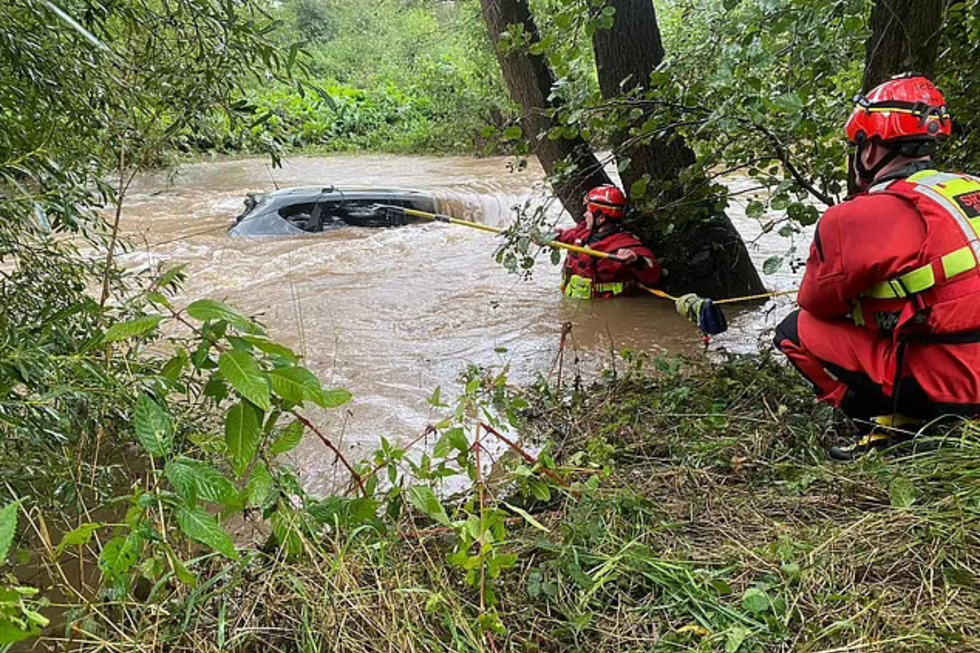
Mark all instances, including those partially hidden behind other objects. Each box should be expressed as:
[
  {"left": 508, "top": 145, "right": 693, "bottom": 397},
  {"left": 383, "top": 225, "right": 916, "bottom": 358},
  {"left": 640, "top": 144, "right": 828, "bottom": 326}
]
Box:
[{"left": 640, "top": 285, "right": 798, "bottom": 305}]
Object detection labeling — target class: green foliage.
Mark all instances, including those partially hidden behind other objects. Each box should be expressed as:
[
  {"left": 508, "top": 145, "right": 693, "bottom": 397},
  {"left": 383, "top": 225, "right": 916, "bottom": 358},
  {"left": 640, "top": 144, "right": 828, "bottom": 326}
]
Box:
[{"left": 185, "top": 0, "right": 517, "bottom": 155}]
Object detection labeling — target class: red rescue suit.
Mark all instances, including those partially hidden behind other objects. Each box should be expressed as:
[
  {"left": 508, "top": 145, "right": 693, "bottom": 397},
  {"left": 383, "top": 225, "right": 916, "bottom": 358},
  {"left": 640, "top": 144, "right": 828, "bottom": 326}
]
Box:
[
  {"left": 775, "top": 167, "right": 980, "bottom": 419},
  {"left": 557, "top": 224, "right": 662, "bottom": 299}
]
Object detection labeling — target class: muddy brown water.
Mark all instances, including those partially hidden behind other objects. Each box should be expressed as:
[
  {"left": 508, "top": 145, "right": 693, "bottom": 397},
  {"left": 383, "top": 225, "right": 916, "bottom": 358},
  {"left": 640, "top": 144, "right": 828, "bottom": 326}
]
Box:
[{"left": 119, "top": 154, "right": 810, "bottom": 495}]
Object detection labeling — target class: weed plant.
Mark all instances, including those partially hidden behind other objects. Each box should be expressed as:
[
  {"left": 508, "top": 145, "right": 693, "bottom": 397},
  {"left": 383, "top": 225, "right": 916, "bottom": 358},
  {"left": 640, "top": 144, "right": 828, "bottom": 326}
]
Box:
[{"left": 14, "top": 350, "right": 979, "bottom": 652}]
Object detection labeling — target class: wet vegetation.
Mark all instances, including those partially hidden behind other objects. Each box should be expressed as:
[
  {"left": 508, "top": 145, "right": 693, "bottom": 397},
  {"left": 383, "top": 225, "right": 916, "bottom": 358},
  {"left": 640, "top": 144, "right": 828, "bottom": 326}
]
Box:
[{"left": 3, "top": 0, "right": 980, "bottom": 650}]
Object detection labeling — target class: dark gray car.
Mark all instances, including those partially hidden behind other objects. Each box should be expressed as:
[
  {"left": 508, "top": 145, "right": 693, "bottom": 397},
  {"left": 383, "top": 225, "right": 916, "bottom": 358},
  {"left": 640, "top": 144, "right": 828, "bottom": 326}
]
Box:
[{"left": 229, "top": 186, "right": 438, "bottom": 237}]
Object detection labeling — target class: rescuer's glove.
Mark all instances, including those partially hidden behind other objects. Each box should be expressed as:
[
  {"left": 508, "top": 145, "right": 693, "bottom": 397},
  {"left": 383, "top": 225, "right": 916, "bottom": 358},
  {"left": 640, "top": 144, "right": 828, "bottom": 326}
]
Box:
[
  {"left": 675, "top": 293, "right": 704, "bottom": 322},
  {"left": 675, "top": 293, "right": 728, "bottom": 336}
]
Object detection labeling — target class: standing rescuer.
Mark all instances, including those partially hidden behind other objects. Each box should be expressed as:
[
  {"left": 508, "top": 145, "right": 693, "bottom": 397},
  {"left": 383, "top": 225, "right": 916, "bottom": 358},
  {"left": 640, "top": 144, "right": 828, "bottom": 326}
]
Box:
[
  {"left": 774, "top": 74, "right": 980, "bottom": 459},
  {"left": 557, "top": 185, "right": 662, "bottom": 299}
]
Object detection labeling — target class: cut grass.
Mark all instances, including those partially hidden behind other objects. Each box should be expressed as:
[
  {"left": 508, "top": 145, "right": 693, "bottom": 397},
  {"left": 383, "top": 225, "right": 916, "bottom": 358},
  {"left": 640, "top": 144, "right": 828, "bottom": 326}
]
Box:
[{"left": 36, "top": 354, "right": 980, "bottom": 652}]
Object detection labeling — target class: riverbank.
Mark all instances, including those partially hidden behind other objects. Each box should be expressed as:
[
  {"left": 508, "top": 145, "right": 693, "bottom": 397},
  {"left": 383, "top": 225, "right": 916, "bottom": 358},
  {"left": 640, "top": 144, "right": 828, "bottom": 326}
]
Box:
[{"left": 61, "top": 353, "right": 980, "bottom": 652}]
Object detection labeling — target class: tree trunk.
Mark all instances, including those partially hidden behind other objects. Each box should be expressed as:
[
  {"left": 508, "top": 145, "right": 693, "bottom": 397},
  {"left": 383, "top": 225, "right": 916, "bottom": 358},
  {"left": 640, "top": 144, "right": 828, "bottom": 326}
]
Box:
[
  {"left": 863, "top": 0, "right": 945, "bottom": 92},
  {"left": 591, "top": 0, "right": 764, "bottom": 297},
  {"left": 480, "top": 0, "right": 611, "bottom": 221}
]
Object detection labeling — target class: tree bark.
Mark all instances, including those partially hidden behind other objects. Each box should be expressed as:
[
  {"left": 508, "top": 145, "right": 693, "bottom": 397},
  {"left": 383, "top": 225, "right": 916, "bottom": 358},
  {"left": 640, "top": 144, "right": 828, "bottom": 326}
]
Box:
[
  {"left": 591, "top": 0, "right": 764, "bottom": 297},
  {"left": 863, "top": 0, "right": 945, "bottom": 92},
  {"left": 480, "top": 0, "right": 611, "bottom": 221}
]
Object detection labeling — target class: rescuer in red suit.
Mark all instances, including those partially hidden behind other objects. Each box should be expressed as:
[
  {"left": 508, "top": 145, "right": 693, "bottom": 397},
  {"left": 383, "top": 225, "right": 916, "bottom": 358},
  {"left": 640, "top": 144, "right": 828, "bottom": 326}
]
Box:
[
  {"left": 556, "top": 186, "right": 662, "bottom": 299},
  {"left": 773, "top": 74, "right": 980, "bottom": 459}
]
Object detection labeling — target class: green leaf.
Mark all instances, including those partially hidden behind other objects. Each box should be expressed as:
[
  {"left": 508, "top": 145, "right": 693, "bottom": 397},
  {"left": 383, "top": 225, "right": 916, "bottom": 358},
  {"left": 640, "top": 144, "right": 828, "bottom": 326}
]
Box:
[
  {"left": 225, "top": 401, "right": 262, "bottom": 478},
  {"left": 99, "top": 535, "right": 141, "bottom": 582},
  {"left": 742, "top": 587, "right": 770, "bottom": 614},
  {"left": 503, "top": 502, "right": 550, "bottom": 533},
  {"left": 248, "top": 463, "right": 273, "bottom": 508},
  {"left": 762, "top": 255, "right": 783, "bottom": 275},
  {"left": 268, "top": 366, "right": 321, "bottom": 406},
  {"left": 176, "top": 507, "right": 238, "bottom": 560},
  {"left": 746, "top": 200, "right": 766, "bottom": 219},
  {"left": 407, "top": 486, "right": 450, "bottom": 526},
  {"left": 428, "top": 386, "right": 445, "bottom": 408},
  {"left": 630, "top": 176, "right": 650, "bottom": 200},
  {"left": 0, "top": 619, "right": 39, "bottom": 645},
  {"left": 889, "top": 476, "right": 917, "bottom": 509},
  {"left": 56, "top": 522, "right": 103, "bottom": 558},
  {"left": 241, "top": 336, "right": 298, "bottom": 363},
  {"left": 0, "top": 502, "right": 19, "bottom": 566},
  {"left": 502, "top": 126, "right": 523, "bottom": 141},
  {"left": 133, "top": 395, "right": 174, "bottom": 457},
  {"left": 219, "top": 350, "right": 271, "bottom": 411},
  {"left": 102, "top": 315, "right": 164, "bottom": 343},
  {"left": 726, "top": 626, "right": 750, "bottom": 652},
  {"left": 165, "top": 458, "right": 237, "bottom": 506},
  {"left": 317, "top": 389, "right": 352, "bottom": 409},
  {"left": 529, "top": 478, "right": 551, "bottom": 502},
  {"left": 270, "top": 421, "right": 304, "bottom": 456},
  {"left": 186, "top": 299, "right": 263, "bottom": 335},
  {"left": 164, "top": 545, "right": 197, "bottom": 588}
]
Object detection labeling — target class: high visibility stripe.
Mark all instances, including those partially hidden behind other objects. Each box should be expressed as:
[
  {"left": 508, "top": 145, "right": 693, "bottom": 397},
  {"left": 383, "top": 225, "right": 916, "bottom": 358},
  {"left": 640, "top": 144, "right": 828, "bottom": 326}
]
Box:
[
  {"left": 864, "top": 171, "right": 980, "bottom": 300},
  {"left": 943, "top": 246, "right": 975, "bottom": 280},
  {"left": 915, "top": 184, "right": 980, "bottom": 261},
  {"left": 907, "top": 170, "right": 958, "bottom": 186},
  {"left": 595, "top": 282, "right": 625, "bottom": 294}
]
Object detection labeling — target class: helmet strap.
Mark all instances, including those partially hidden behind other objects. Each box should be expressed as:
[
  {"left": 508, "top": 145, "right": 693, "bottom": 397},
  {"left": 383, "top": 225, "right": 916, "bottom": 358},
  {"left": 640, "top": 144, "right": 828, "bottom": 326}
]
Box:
[{"left": 853, "top": 137, "right": 903, "bottom": 185}]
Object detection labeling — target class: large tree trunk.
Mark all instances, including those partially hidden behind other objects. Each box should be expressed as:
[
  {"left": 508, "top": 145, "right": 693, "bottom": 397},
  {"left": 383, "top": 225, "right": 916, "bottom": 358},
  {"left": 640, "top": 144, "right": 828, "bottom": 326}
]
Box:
[
  {"left": 863, "top": 0, "right": 945, "bottom": 91},
  {"left": 480, "top": 0, "right": 611, "bottom": 221},
  {"left": 591, "top": 0, "right": 764, "bottom": 298}
]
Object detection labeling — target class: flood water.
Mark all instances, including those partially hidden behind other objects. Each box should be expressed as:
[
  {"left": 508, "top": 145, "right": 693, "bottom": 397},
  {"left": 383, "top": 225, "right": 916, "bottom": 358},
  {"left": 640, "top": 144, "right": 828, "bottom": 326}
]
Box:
[{"left": 120, "top": 154, "right": 809, "bottom": 495}]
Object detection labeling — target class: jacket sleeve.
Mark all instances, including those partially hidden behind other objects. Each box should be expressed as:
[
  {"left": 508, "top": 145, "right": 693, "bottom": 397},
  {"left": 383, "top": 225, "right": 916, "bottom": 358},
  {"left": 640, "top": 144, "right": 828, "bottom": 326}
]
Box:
[
  {"left": 556, "top": 226, "right": 583, "bottom": 244},
  {"left": 798, "top": 194, "right": 926, "bottom": 319},
  {"left": 595, "top": 238, "right": 662, "bottom": 286}
]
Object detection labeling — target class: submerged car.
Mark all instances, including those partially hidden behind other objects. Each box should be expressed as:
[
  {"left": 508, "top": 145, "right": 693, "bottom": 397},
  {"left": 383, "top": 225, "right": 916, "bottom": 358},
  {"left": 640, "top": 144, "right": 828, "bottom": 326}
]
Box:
[{"left": 229, "top": 186, "right": 438, "bottom": 237}]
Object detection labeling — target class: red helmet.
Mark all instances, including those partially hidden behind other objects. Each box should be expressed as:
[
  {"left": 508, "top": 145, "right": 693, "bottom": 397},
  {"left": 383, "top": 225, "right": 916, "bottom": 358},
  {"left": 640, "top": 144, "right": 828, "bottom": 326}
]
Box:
[
  {"left": 586, "top": 185, "right": 627, "bottom": 219},
  {"left": 845, "top": 74, "right": 952, "bottom": 144}
]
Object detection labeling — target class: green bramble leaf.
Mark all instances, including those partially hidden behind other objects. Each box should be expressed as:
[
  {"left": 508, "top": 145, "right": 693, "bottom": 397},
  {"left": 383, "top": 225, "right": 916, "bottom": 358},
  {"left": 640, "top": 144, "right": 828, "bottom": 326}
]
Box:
[
  {"left": 133, "top": 395, "right": 174, "bottom": 457},
  {"left": 407, "top": 486, "right": 451, "bottom": 526},
  {"left": 225, "top": 401, "right": 262, "bottom": 478},
  {"left": 240, "top": 336, "right": 298, "bottom": 363},
  {"left": 165, "top": 458, "right": 238, "bottom": 506},
  {"left": 248, "top": 463, "right": 273, "bottom": 508},
  {"left": 268, "top": 366, "right": 322, "bottom": 406},
  {"left": 176, "top": 507, "right": 238, "bottom": 560},
  {"left": 317, "top": 389, "right": 352, "bottom": 409},
  {"left": 56, "top": 522, "right": 103, "bottom": 558},
  {"left": 219, "top": 350, "right": 271, "bottom": 411},
  {"left": 102, "top": 315, "right": 164, "bottom": 343},
  {"left": 270, "top": 421, "right": 304, "bottom": 456},
  {"left": 186, "top": 299, "right": 264, "bottom": 335}
]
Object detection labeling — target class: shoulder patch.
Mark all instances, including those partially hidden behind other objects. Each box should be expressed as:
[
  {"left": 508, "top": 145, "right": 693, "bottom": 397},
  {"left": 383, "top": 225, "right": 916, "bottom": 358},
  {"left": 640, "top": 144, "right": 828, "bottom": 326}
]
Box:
[{"left": 953, "top": 190, "right": 980, "bottom": 218}]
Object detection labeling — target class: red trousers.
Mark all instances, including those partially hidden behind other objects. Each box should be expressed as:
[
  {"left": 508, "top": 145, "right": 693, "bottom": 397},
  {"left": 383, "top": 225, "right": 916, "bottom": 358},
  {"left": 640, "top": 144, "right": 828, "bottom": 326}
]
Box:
[{"left": 774, "top": 310, "right": 980, "bottom": 420}]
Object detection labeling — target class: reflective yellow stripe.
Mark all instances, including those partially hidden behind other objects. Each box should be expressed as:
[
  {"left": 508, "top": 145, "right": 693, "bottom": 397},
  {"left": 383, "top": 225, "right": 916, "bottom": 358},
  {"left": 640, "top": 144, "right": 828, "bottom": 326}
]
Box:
[
  {"left": 594, "top": 282, "right": 625, "bottom": 295},
  {"left": 865, "top": 264, "right": 935, "bottom": 299},
  {"left": 906, "top": 169, "right": 939, "bottom": 184},
  {"left": 563, "top": 275, "right": 593, "bottom": 299},
  {"left": 863, "top": 171, "right": 980, "bottom": 300},
  {"left": 562, "top": 276, "right": 625, "bottom": 298},
  {"left": 943, "top": 246, "right": 976, "bottom": 279}
]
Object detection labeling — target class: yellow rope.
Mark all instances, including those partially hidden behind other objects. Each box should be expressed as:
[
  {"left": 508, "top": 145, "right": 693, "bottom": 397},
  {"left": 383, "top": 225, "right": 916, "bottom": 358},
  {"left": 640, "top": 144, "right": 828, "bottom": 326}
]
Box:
[{"left": 392, "top": 205, "right": 800, "bottom": 306}]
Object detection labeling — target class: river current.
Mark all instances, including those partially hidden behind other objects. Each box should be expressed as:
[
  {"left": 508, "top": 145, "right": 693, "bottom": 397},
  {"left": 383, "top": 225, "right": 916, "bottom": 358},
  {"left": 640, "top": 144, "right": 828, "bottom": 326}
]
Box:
[{"left": 120, "top": 154, "right": 810, "bottom": 494}]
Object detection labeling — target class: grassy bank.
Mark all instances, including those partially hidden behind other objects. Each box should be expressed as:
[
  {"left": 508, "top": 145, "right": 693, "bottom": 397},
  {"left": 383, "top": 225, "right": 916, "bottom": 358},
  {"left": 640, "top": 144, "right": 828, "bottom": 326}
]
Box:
[{"left": 42, "top": 354, "right": 980, "bottom": 652}]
